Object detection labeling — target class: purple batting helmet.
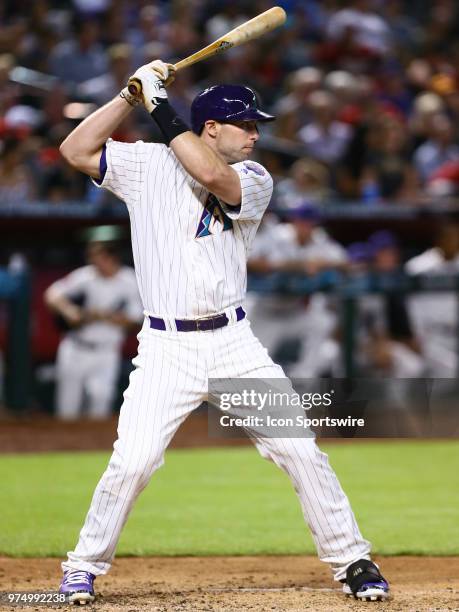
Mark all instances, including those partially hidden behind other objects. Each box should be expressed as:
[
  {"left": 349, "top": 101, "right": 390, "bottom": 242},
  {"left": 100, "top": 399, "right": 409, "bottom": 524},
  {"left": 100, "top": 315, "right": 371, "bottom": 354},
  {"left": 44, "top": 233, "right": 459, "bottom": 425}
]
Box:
[{"left": 190, "top": 84, "right": 275, "bottom": 134}]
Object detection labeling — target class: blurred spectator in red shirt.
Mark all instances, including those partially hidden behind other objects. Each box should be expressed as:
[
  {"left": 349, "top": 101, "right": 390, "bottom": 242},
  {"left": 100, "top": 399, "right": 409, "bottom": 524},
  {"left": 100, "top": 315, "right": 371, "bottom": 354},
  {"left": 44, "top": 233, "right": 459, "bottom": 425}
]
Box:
[
  {"left": 319, "top": 0, "right": 392, "bottom": 72},
  {"left": 414, "top": 114, "right": 459, "bottom": 185}
]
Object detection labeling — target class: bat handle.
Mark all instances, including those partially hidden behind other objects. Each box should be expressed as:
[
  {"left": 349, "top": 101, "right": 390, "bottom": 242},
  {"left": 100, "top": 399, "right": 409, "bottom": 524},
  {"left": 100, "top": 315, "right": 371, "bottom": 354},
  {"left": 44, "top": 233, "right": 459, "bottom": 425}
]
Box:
[
  {"left": 127, "top": 63, "right": 179, "bottom": 97},
  {"left": 127, "top": 78, "right": 142, "bottom": 96}
]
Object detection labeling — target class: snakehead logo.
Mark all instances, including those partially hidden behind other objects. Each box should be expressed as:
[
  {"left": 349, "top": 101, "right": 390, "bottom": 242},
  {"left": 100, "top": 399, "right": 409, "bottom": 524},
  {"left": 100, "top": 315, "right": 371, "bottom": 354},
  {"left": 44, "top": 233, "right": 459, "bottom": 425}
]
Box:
[{"left": 195, "top": 194, "right": 233, "bottom": 238}]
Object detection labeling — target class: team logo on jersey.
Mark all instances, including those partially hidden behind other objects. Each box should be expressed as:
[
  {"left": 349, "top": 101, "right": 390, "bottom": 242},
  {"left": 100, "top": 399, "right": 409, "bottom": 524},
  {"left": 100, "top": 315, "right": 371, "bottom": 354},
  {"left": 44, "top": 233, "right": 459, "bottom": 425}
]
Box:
[{"left": 195, "top": 193, "right": 233, "bottom": 238}]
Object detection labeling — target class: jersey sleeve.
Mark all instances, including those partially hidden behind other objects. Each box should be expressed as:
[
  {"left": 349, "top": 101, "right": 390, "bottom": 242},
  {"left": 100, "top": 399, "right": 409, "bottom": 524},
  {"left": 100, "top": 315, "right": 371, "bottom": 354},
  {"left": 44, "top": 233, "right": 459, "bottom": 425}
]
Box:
[
  {"left": 91, "top": 139, "right": 157, "bottom": 206},
  {"left": 48, "top": 267, "right": 90, "bottom": 299},
  {"left": 220, "top": 161, "right": 273, "bottom": 222}
]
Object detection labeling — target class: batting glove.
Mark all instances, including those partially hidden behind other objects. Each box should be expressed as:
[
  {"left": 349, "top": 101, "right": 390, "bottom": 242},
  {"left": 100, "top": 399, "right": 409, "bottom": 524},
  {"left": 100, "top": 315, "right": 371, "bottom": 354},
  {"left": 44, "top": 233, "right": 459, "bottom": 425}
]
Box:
[{"left": 124, "top": 60, "right": 176, "bottom": 113}]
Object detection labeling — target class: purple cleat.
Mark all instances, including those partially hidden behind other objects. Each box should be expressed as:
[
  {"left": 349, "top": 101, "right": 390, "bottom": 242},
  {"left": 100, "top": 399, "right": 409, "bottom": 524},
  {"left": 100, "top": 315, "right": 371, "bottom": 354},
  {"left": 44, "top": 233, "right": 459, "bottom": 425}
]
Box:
[
  {"left": 342, "top": 559, "right": 390, "bottom": 601},
  {"left": 59, "top": 570, "right": 96, "bottom": 605}
]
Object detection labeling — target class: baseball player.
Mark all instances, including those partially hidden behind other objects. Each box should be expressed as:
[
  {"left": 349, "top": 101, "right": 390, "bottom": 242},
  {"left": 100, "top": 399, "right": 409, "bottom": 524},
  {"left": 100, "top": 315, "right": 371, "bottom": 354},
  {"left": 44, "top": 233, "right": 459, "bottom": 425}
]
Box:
[
  {"left": 405, "top": 222, "right": 459, "bottom": 378},
  {"left": 356, "top": 231, "right": 425, "bottom": 379},
  {"left": 246, "top": 205, "right": 346, "bottom": 378},
  {"left": 45, "top": 231, "right": 143, "bottom": 419},
  {"left": 57, "top": 59, "right": 389, "bottom": 603}
]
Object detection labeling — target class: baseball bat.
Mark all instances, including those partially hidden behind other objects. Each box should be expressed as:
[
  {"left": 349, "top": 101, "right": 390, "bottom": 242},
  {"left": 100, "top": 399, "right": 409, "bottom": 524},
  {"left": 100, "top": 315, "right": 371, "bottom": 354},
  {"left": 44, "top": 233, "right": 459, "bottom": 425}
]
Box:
[{"left": 127, "top": 6, "right": 287, "bottom": 96}]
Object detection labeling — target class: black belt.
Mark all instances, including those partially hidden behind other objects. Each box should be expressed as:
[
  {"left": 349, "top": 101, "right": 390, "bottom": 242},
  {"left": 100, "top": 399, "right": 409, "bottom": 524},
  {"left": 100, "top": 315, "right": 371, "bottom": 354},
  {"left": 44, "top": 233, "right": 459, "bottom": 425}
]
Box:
[{"left": 149, "top": 306, "right": 246, "bottom": 332}]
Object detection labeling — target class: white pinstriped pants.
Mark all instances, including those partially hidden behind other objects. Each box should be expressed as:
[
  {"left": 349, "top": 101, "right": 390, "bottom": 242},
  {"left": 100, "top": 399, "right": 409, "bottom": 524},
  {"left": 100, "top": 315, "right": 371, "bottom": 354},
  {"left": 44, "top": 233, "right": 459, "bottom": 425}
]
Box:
[{"left": 63, "top": 316, "right": 370, "bottom": 581}]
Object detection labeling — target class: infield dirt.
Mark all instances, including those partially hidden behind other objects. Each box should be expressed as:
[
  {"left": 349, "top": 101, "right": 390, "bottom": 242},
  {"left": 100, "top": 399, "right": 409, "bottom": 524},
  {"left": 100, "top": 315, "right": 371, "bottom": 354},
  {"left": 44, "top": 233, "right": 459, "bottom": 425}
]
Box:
[{"left": 0, "top": 556, "right": 458, "bottom": 611}]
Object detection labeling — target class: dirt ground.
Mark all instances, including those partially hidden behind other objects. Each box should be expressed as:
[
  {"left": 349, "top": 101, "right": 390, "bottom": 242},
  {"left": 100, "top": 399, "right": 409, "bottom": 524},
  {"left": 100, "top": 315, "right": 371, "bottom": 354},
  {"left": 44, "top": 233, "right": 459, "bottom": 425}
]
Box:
[
  {"left": 0, "top": 556, "right": 458, "bottom": 612},
  {"left": 0, "top": 412, "right": 248, "bottom": 453}
]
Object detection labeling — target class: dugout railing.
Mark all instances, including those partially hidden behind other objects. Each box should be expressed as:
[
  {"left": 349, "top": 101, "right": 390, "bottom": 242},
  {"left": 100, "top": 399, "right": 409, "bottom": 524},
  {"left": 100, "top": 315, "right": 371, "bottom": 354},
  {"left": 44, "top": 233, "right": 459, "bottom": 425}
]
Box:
[
  {"left": 1, "top": 202, "right": 459, "bottom": 411},
  {"left": 248, "top": 270, "right": 459, "bottom": 379}
]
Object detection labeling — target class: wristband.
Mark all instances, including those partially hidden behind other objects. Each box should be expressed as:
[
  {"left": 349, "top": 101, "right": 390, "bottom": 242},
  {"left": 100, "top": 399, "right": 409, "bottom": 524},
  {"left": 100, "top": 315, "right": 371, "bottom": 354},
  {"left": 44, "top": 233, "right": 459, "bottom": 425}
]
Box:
[{"left": 151, "top": 102, "right": 189, "bottom": 145}]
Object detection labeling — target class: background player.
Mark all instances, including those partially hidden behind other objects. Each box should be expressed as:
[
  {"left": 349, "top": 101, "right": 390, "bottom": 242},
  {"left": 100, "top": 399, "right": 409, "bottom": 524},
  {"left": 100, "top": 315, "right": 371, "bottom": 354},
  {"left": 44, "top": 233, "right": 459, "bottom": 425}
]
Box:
[
  {"left": 405, "top": 221, "right": 459, "bottom": 379},
  {"left": 57, "top": 59, "right": 389, "bottom": 604},
  {"left": 246, "top": 204, "right": 346, "bottom": 377},
  {"left": 45, "top": 228, "right": 143, "bottom": 419}
]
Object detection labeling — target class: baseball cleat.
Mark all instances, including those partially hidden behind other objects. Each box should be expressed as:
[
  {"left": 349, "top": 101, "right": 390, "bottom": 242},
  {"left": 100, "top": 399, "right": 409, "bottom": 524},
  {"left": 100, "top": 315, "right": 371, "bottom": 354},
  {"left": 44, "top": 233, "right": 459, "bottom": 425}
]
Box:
[
  {"left": 59, "top": 570, "right": 96, "bottom": 605},
  {"left": 343, "top": 559, "right": 390, "bottom": 601},
  {"left": 342, "top": 580, "right": 390, "bottom": 601}
]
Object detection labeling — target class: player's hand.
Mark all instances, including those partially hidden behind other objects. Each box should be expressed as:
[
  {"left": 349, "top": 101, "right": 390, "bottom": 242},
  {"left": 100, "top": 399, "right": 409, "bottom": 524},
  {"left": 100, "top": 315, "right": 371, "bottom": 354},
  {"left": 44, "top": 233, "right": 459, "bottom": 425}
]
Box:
[
  {"left": 63, "top": 306, "right": 84, "bottom": 328},
  {"left": 126, "top": 60, "right": 174, "bottom": 113}
]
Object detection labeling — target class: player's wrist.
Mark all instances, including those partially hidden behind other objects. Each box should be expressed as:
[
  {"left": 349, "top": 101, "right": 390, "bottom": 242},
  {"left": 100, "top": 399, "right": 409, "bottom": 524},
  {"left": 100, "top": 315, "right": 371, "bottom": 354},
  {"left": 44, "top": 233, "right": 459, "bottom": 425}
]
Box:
[{"left": 150, "top": 102, "right": 190, "bottom": 146}]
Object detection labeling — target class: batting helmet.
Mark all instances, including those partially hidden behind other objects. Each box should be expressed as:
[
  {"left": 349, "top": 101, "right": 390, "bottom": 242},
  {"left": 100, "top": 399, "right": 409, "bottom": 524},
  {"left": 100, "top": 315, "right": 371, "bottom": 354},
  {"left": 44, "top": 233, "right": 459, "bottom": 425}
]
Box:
[{"left": 190, "top": 84, "right": 275, "bottom": 134}]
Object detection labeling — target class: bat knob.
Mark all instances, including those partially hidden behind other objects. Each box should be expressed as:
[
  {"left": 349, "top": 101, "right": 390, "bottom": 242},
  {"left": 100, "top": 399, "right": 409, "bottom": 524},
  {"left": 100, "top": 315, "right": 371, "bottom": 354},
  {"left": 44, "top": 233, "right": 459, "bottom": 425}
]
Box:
[{"left": 127, "top": 78, "right": 142, "bottom": 96}]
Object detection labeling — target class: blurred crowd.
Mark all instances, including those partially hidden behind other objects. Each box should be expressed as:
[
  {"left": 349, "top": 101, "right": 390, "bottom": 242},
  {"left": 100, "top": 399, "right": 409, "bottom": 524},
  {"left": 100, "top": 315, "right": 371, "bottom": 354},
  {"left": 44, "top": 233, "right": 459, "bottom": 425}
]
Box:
[
  {"left": 0, "top": 0, "right": 459, "bottom": 207},
  {"left": 2, "top": 0, "right": 459, "bottom": 403},
  {"left": 247, "top": 209, "right": 459, "bottom": 379}
]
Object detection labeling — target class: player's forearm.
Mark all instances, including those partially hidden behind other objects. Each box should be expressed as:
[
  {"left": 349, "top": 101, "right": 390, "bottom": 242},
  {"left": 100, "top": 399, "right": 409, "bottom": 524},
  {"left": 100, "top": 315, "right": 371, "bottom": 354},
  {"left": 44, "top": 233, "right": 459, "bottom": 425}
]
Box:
[
  {"left": 60, "top": 97, "right": 133, "bottom": 175},
  {"left": 150, "top": 100, "right": 241, "bottom": 203},
  {"left": 86, "top": 310, "right": 139, "bottom": 330},
  {"left": 44, "top": 290, "right": 82, "bottom": 325}
]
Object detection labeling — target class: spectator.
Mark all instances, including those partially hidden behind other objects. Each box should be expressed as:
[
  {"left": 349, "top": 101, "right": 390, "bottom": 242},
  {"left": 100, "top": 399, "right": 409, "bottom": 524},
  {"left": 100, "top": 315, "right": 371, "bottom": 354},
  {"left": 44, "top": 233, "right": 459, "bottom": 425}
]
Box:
[
  {"left": 0, "top": 138, "right": 35, "bottom": 205},
  {"left": 409, "top": 92, "right": 446, "bottom": 147},
  {"left": 78, "top": 43, "right": 134, "bottom": 106},
  {"left": 126, "top": 5, "right": 170, "bottom": 67},
  {"left": 274, "top": 157, "right": 331, "bottom": 211},
  {"left": 326, "top": 0, "right": 392, "bottom": 57},
  {"left": 413, "top": 114, "right": 459, "bottom": 184},
  {"left": 48, "top": 17, "right": 108, "bottom": 85},
  {"left": 320, "top": 0, "right": 393, "bottom": 72},
  {"left": 324, "top": 70, "right": 359, "bottom": 110},
  {"left": 427, "top": 160, "right": 459, "bottom": 198},
  {"left": 298, "top": 90, "right": 353, "bottom": 166},
  {"left": 273, "top": 67, "right": 323, "bottom": 140},
  {"left": 0, "top": 53, "right": 18, "bottom": 115},
  {"left": 359, "top": 117, "right": 419, "bottom": 202}
]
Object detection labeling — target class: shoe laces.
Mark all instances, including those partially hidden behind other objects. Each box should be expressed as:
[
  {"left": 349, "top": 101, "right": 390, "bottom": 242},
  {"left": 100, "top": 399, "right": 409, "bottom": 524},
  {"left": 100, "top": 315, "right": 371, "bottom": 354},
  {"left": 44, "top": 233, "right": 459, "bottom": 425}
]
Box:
[{"left": 64, "top": 571, "right": 93, "bottom": 586}]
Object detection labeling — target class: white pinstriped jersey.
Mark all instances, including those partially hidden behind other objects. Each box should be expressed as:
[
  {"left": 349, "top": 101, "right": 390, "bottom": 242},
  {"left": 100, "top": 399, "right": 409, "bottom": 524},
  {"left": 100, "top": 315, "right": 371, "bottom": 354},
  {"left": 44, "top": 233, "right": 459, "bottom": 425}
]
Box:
[{"left": 94, "top": 139, "right": 273, "bottom": 318}]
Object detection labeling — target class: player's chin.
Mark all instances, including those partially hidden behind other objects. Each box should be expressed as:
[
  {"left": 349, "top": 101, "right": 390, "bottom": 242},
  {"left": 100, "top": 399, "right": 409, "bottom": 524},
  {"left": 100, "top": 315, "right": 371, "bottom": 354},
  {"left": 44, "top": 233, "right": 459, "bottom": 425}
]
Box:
[{"left": 240, "top": 147, "right": 254, "bottom": 160}]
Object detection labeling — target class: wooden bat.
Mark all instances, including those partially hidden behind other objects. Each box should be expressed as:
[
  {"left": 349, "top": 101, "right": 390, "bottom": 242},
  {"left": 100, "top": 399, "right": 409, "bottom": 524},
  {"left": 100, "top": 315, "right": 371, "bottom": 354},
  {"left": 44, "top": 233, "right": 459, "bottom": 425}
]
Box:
[{"left": 127, "top": 6, "right": 287, "bottom": 96}]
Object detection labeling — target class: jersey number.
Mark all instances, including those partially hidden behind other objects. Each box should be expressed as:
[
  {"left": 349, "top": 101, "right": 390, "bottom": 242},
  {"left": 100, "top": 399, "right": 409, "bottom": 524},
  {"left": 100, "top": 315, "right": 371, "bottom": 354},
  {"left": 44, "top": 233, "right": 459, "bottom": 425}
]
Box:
[{"left": 195, "top": 194, "right": 233, "bottom": 238}]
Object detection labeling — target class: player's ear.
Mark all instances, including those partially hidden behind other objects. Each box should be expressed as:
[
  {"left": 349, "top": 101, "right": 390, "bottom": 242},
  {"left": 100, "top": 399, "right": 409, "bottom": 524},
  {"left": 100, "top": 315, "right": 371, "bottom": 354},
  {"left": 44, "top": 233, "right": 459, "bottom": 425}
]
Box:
[{"left": 204, "top": 120, "right": 218, "bottom": 139}]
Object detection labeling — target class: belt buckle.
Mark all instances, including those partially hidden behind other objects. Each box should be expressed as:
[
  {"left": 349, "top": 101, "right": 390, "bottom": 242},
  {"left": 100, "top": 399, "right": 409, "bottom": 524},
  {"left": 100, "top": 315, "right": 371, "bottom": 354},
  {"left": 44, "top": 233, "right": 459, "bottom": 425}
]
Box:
[
  {"left": 196, "top": 318, "right": 206, "bottom": 331},
  {"left": 196, "top": 315, "right": 217, "bottom": 331}
]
